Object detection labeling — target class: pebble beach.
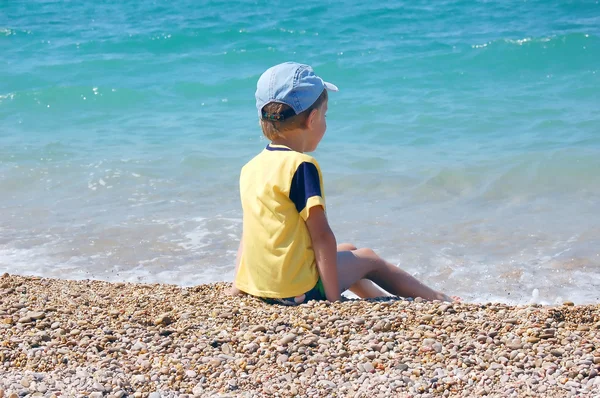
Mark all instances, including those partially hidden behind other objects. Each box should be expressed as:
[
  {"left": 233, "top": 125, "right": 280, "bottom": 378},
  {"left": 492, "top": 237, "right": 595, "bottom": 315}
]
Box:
[{"left": 0, "top": 274, "right": 599, "bottom": 397}]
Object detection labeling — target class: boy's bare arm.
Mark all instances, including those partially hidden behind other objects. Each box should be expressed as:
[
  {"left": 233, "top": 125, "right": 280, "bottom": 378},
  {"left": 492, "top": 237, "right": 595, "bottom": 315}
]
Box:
[{"left": 305, "top": 206, "right": 341, "bottom": 302}]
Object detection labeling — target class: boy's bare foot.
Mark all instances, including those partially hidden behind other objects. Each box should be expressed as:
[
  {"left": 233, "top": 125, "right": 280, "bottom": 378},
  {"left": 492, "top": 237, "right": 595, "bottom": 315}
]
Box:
[
  {"left": 227, "top": 286, "right": 245, "bottom": 296},
  {"left": 434, "top": 292, "right": 461, "bottom": 303}
]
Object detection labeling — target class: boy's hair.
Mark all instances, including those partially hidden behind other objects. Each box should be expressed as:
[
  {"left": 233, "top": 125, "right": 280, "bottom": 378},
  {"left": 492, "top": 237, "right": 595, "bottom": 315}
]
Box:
[{"left": 260, "top": 89, "right": 328, "bottom": 140}]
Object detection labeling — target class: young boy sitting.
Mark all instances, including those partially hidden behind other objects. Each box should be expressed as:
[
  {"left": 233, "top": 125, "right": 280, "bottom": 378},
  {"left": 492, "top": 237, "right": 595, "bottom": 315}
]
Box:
[{"left": 230, "top": 62, "right": 453, "bottom": 304}]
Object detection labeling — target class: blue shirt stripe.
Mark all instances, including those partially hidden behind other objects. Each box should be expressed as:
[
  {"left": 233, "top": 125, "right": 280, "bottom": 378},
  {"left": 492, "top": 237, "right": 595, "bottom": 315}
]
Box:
[
  {"left": 289, "top": 162, "right": 322, "bottom": 213},
  {"left": 266, "top": 144, "right": 292, "bottom": 151}
]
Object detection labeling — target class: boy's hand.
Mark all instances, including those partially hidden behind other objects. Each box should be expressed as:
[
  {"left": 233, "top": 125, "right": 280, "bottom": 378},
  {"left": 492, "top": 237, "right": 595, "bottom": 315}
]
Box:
[
  {"left": 305, "top": 206, "right": 341, "bottom": 302},
  {"left": 227, "top": 285, "right": 245, "bottom": 296}
]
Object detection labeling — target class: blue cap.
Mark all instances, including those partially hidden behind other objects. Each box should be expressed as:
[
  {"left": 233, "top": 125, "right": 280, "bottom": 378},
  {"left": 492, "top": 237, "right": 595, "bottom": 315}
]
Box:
[{"left": 255, "top": 62, "right": 338, "bottom": 120}]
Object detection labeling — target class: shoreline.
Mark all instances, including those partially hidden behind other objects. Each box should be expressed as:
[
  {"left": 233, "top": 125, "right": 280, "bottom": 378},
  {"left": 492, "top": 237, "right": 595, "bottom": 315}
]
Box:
[{"left": 0, "top": 273, "right": 599, "bottom": 397}]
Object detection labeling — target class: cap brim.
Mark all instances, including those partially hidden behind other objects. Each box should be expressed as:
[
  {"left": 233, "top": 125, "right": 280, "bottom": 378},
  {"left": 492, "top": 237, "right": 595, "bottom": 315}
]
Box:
[{"left": 323, "top": 81, "right": 339, "bottom": 92}]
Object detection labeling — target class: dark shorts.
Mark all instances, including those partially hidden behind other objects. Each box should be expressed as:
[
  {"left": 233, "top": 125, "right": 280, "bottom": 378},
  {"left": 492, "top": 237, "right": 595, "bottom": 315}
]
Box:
[{"left": 261, "top": 279, "right": 327, "bottom": 306}]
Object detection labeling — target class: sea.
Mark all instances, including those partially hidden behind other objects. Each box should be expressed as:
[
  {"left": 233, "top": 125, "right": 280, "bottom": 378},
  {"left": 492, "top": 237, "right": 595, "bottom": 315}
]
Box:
[{"left": 2, "top": 0, "right": 599, "bottom": 304}]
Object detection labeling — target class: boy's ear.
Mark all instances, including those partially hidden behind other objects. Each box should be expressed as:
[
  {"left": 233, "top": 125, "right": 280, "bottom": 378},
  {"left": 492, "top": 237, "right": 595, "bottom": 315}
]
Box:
[{"left": 306, "top": 108, "right": 319, "bottom": 129}]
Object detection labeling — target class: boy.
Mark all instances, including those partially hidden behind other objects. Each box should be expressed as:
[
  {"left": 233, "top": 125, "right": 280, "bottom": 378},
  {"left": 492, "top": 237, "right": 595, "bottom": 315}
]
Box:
[{"left": 231, "top": 62, "right": 453, "bottom": 304}]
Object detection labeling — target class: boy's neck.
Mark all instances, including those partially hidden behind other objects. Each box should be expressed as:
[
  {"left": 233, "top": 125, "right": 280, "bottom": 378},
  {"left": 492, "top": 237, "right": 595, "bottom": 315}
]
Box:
[{"left": 270, "top": 131, "right": 307, "bottom": 153}]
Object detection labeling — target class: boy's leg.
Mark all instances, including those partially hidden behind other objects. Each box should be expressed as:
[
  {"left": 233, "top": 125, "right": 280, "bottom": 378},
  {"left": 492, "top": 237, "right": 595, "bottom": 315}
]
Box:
[
  {"left": 338, "top": 243, "right": 389, "bottom": 299},
  {"left": 349, "top": 279, "right": 390, "bottom": 299},
  {"left": 337, "top": 248, "right": 452, "bottom": 302}
]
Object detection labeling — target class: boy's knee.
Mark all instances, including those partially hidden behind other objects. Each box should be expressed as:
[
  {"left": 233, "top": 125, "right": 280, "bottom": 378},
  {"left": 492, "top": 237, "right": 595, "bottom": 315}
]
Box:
[
  {"left": 338, "top": 243, "right": 357, "bottom": 251},
  {"left": 356, "top": 247, "right": 378, "bottom": 260},
  {"left": 355, "top": 248, "right": 383, "bottom": 276}
]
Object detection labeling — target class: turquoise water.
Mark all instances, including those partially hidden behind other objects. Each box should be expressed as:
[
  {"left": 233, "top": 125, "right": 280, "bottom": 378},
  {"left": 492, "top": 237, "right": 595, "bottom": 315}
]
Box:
[{"left": 2, "top": 0, "right": 600, "bottom": 303}]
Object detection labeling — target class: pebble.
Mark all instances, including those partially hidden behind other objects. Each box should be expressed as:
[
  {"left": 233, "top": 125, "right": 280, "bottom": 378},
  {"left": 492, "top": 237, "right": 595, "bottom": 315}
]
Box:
[
  {"left": 186, "top": 370, "right": 197, "bottom": 378},
  {"left": 29, "top": 312, "right": 45, "bottom": 320},
  {"left": 92, "top": 382, "right": 104, "bottom": 391},
  {"left": 317, "top": 380, "right": 336, "bottom": 389},
  {"left": 280, "top": 333, "right": 297, "bottom": 345},
  {"left": 154, "top": 313, "right": 173, "bottom": 326},
  {"left": 277, "top": 355, "right": 289, "bottom": 364},
  {"left": 363, "top": 362, "right": 374, "bottom": 373},
  {"left": 0, "top": 274, "right": 598, "bottom": 397},
  {"left": 395, "top": 363, "right": 408, "bottom": 371},
  {"left": 551, "top": 349, "right": 564, "bottom": 357},
  {"left": 131, "top": 341, "right": 146, "bottom": 351},
  {"left": 221, "top": 343, "right": 232, "bottom": 354},
  {"left": 244, "top": 343, "right": 258, "bottom": 353}
]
